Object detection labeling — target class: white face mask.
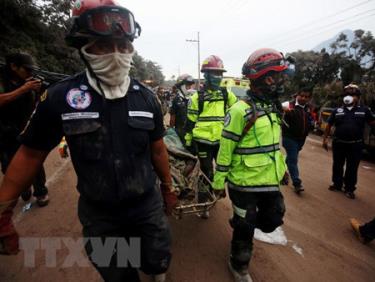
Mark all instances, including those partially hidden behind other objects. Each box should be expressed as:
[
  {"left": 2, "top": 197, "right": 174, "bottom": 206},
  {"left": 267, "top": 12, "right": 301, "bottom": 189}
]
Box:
[
  {"left": 343, "top": 95, "right": 354, "bottom": 105},
  {"left": 180, "top": 85, "right": 189, "bottom": 96},
  {"left": 81, "top": 41, "right": 134, "bottom": 99}
]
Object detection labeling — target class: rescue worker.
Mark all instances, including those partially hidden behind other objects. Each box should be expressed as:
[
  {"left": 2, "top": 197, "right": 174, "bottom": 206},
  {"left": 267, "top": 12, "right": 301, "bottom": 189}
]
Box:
[
  {"left": 0, "top": 53, "right": 49, "bottom": 206},
  {"left": 281, "top": 87, "right": 314, "bottom": 193},
  {"left": 213, "top": 48, "right": 290, "bottom": 282},
  {"left": 0, "top": 1, "right": 177, "bottom": 282},
  {"left": 169, "top": 74, "right": 195, "bottom": 144},
  {"left": 185, "top": 55, "right": 237, "bottom": 217},
  {"left": 323, "top": 84, "right": 375, "bottom": 199},
  {"left": 156, "top": 86, "right": 168, "bottom": 116}
]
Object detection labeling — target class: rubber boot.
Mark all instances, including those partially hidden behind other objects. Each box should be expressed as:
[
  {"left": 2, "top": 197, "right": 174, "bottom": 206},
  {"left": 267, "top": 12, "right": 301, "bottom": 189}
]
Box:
[{"left": 228, "top": 261, "right": 252, "bottom": 282}]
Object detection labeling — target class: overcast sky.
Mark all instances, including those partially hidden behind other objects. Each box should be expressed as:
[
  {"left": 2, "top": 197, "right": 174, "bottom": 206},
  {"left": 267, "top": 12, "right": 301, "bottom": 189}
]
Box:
[{"left": 120, "top": 0, "right": 375, "bottom": 80}]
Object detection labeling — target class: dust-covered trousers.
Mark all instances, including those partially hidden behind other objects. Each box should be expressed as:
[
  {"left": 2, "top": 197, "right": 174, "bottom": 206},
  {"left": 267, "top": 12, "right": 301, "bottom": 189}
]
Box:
[
  {"left": 78, "top": 188, "right": 172, "bottom": 282},
  {"left": 228, "top": 189, "right": 285, "bottom": 271},
  {"left": 196, "top": 142, "right": 219, "bottom": 203}
]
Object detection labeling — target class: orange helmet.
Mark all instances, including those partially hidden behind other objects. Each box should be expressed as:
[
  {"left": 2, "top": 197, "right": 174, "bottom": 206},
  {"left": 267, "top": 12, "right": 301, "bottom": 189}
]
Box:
[
  {"left": 201, "top": 55, "right": 226, "bottom": 73},
  {"left": 66, "top": 0, "right": 141, "bottom": 48},
  {"left": 242, "top": 48, "right": 287, "bottom": 80}
]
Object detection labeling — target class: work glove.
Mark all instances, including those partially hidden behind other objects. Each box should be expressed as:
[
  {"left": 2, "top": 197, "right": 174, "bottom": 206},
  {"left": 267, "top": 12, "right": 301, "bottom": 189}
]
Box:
[
  {"left": 280, "top": 171, "right": 289, "bottom": 186},
  {"left": 213, "top": 189, "right": 226, "bottom": 199},
  {"left": 58, "top": 137, "right": 69, "bottom": 158},
  {"left": 0, "top": 200, "right": 19, "bottom": 255},
  {"left": 185, "top": 145, "right": 196, "bottom": 156},
  {"left": 160, "top": 183, "right": 178, "bottom": 216}
]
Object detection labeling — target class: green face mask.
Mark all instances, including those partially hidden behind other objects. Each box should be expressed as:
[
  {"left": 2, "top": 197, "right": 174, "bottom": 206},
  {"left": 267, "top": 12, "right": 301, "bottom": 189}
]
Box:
[{"left": 204, "top": 73, "right": 222, "bottom": 90}]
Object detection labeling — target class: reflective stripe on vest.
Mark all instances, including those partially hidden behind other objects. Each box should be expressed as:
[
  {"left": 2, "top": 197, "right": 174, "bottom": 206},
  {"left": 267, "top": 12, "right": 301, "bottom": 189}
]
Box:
[
  {"left": 234, "top": 143, "right": 280, "bottom": 155},
  {"left": 228, "top": 182, "right": 280, "bottom": 192},
  {"left": 222, "top": 130, "right": 241, "bottom": 142},
  {"left": 194, "top": 138, "right": 220, "bottom": 145},
  {"left": 216, "top": 164, "right": 230, "bottom": 172},
  {"left": 188, "top": 109, "right": 199, "bottom": 115},
  {"left": 197, "top": 116, "right": 225, "bottom": 122}
]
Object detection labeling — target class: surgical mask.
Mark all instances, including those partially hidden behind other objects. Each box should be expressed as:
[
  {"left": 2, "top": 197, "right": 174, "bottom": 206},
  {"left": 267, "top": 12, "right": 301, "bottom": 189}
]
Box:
[
  {"left": 187, "top": 89, "right": 196, "bottom": 96},
  {"left": 343, "top": 95, "right": 354, "bottom": 105},
  {"left": 204, "top": 73, "right": 222, "bottom": 90},
  {"left": 81, "top": 42, "right": 134, "bottom": 99}
]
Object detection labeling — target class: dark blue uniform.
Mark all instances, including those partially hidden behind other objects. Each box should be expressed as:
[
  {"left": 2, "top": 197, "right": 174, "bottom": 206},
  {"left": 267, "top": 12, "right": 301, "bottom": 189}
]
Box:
[
  {"left": 169, "top": 90, "right": 188, "bottom": 144},
  {"left": 327, "top": 105, "right": 375, "bottom": 192},
  {"left": 20, "top": 73, "right": 171, "bottom": 281},
  {"left": 0, "top": 69, "right": 48, "bottom": 198}
]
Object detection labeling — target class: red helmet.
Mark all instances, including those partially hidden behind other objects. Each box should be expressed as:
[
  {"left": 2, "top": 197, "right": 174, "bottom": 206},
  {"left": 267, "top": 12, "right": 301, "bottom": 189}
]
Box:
[
  {"left": 176, "top": 74, "right": 194, "bottom": 86},
  {"left": 66, "top": 0, "right": 141, "bottom": 48},
  {"left": 201, "top": 55, "right": 226, "bottom": 73},
  {"left": 242, "top": 48, "right": 287, "bottom": 80}
]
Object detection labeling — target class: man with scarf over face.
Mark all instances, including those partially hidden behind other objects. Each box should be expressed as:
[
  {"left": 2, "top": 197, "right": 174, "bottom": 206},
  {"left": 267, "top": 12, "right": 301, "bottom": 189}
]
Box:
[
  {"left": 323, "top": 84, "right": 375, "bottom": 199},
  {"left": 0, "top": 1, "right": 177, "bottom": 281},
  {"left": 169, "top": 74, "right": 196, "bottom": 144},
  {"left": 212, "top": 48, "right": 290, "bottom": 282},
  {"left": 185, "top": 55, "right": 237, "bottom": 218}
]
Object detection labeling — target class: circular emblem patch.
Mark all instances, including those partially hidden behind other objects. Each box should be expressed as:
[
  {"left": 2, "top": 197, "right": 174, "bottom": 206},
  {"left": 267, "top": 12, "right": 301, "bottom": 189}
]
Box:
[
  {"left": 66, "top": 89, "right": 92, "bottom": 110},
  {"left": 337, "top": 108, "right": 344, "bottom": 113},
  {"left": 224, "top": 113, "right": 231, "bottom": 127}
]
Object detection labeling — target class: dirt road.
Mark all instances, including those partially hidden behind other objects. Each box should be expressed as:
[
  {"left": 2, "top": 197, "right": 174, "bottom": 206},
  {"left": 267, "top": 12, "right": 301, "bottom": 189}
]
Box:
[{"left": 0, "top": 135, "right": 374, "bottom": 282}]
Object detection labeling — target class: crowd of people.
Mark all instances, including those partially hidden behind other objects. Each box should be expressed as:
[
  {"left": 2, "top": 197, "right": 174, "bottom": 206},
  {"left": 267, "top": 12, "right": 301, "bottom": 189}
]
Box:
[{"left": 0, "top": 0, "right": 374, "bottom": 282}]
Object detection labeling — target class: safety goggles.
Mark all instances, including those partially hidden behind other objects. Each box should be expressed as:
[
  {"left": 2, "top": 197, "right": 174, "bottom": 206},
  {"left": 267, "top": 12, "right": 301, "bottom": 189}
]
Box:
[
  {"left": 250, "top": 58, "right": 287, "bottom": 75},
  {"left": 76, "top": 6, "right": 140, "bottom": 39}
]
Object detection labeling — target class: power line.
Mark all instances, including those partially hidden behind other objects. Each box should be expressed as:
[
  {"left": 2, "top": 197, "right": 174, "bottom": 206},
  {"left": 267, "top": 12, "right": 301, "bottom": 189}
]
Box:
[
  {"left": 276, "top": 12, "right": 375, "bottom": 49},
  {"left": 282, "top": 0, "right": 374, "bottom": 34},
  {"left": 265, "top": 8, "right": 375, "bottom": 47},
  {"left": 260, "top": 0, "right": 375, "bottom": 46}
]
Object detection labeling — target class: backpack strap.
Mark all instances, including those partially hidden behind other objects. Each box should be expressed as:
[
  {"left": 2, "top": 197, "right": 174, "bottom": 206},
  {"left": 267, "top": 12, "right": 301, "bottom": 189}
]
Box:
[
  {"left": 198, "top": 87, "right": 229, "bottom": 115},
  {"left": 198, "top": 90, "right": 205, "bottom": 115},
  {"left": 241, "top": 97, "right": 258, "bottom": 139},
  {"left": 220, "top": 87, "right": 228, "bottom": 113}
]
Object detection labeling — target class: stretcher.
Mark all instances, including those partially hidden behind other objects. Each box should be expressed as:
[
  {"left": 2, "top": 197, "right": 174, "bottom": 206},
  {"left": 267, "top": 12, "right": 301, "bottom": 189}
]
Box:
[{"left": 163, "top": 128, "right": 219, "bottom": 219}]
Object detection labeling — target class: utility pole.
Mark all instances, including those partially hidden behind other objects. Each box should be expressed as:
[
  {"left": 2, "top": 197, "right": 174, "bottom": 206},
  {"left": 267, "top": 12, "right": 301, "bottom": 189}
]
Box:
[{"left": 186, "top": 32, "right": 201, "bottom": 90}]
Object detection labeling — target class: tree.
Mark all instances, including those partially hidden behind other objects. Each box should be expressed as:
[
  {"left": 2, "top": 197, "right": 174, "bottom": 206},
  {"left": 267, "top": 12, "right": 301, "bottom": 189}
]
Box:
[{"left": 0, "top": 0, "right": 165, "bottom": 83}]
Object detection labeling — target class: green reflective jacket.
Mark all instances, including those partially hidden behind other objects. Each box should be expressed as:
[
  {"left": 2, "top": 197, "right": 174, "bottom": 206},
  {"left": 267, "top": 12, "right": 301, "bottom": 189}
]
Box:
[
  {"left": 185, "top": 88, "right": 237, "bottom": 146},
  {"left": 213, "top": 99, "right": 286, "bottom": 192}
]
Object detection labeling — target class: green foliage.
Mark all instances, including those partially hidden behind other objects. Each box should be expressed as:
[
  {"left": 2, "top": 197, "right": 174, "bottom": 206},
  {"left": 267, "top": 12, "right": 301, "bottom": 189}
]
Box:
[
  {"left": 0, "top": 0, "right": 164, "bottom": 84},
  {"left": 287, "top": 29, "right": 375, "bottom": 109}
]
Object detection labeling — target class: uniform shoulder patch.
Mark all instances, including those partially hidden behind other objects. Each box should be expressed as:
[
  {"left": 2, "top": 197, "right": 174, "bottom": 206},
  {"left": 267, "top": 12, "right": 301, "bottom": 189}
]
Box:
[
  {"left": 224, "top": 113, "right": 231, "bottom": 127},
  {"left": 40, "top": 90, "right": 48, "bottom": 102}
]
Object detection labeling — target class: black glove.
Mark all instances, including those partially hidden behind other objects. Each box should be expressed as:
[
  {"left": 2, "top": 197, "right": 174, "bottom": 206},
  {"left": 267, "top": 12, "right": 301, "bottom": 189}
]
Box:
[
  {"left": 186, "top": 145, "right": 197, "bottom": 156},
  {"left": 213, "top": 189, "right": 226, "bottom": 199}
]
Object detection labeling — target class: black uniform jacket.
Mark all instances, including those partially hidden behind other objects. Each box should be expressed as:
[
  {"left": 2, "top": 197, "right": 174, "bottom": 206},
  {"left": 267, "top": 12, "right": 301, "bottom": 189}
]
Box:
[
  {"left": 328, "top": 105, "right": 375, "bottom": 142},
  {"left": 21, "top": 72, "right": 165, "bottom": 206}
]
